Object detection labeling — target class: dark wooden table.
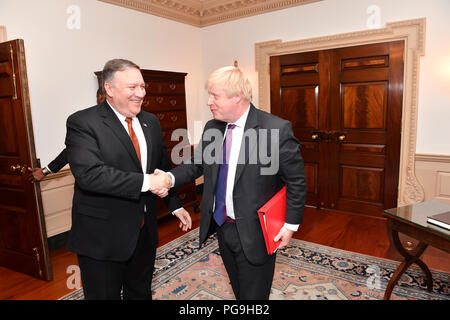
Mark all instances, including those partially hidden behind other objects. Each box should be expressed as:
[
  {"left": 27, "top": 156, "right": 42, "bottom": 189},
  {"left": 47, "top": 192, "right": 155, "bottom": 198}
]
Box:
[{"left": 383, "top": 200, "right": 450, "bottom": 299}]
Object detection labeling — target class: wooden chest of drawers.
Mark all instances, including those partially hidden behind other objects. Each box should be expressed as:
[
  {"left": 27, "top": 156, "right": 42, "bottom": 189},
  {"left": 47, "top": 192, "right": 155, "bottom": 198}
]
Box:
[{"left": 95, "top": 69, "right": 199, "bottom": 219}]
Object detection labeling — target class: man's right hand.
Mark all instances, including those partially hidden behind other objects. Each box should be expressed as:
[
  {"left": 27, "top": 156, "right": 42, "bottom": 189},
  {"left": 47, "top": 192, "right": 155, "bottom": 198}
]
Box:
[{"left": 149, "top": 169, "right": 172, "bottom": 197}]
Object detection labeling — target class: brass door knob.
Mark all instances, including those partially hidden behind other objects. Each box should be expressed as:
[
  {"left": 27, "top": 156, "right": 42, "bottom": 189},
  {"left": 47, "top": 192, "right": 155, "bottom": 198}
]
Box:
[
  {"left": 10, "top": 165, "right": 21, "bottom": 172},
  {"left": 311, "top": 131, "right": 321, "bottom": 141},
  {"left": 338, "top": 134, "right": 346, "bottom": 142},
  {"left": 10, "top": 164, "right": 26, "bottom": 174}
]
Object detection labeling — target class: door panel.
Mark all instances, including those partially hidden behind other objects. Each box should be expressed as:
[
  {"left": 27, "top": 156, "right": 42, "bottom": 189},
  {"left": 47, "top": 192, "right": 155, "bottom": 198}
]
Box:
[
  {"left": 271, "top": 51, "right": 328, "bottom": 208},
  {"left": 270, "top": 41, "right": 404, "bottom": 217},
  {"left": 0, "top": 39, "right": 52, "bottom": 280},
  {"left": 331, "top": 41, "right": 404, "bottom": 216},
  {"left": 341, "top": 82, "right": 387, "bottom": 129},
  {"left": 281, "top": 86, "right": 318, "bottom": 128}
]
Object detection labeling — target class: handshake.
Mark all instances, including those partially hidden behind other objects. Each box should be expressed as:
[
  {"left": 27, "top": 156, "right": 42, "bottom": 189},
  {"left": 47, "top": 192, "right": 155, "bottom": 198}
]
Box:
[{"left": 149, "top": 169, "right": 173, "bottom": 198}]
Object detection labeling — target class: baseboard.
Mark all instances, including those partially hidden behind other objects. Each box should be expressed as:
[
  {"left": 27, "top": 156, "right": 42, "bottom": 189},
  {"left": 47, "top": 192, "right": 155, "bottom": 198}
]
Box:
[{"left": 47, "top": 231, "right": 69, "bottom": 251}]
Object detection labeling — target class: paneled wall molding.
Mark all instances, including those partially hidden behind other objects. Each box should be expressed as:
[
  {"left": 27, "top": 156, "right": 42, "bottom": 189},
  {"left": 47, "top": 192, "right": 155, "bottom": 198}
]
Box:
[
  {"left": 255, "top": 18, "right": 426, "bottom": 207},
  {"left": 415, "top": 153, "right": 450, "bottom": 204},
  {"left": 99, "top": 0, "right": 321, "bottom": 27},
  {"left": 39, "top": 169, "right": 74, "bottom": 237}
]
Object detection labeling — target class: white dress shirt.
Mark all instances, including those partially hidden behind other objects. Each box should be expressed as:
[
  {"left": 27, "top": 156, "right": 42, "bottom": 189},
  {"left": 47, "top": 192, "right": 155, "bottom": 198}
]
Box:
[{"left": 106, "top": 101, "right": 149, "bottom": 191}]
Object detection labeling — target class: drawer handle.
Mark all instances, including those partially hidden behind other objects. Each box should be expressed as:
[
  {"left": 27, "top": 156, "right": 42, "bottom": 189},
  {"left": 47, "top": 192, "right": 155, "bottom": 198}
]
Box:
[
  {"left": 156, "top": 97, "right": 164, "bottom": 104},
  {"left": 170, "top": 115, "right": 178, "bottom": 122},
  {"left": 157, "top": 113, "right": 165, "bottom": 120},
  {"left": 169, "top": 83, "right": 176, "bottom": 90},
  {"left": 179, "top": 193, "right": 186, "bottom": 200},
  {"left": 169, "top": 99, "right": 177, "bottom": 106}
]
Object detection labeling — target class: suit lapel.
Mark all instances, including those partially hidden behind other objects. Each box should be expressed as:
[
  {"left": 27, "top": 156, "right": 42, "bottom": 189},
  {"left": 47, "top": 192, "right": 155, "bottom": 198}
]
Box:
[
  {"left": 137, "top": 113, "right": 153, "bottom": 173},
  {"left": 234, "top": 104, "right": 258, "bottom": 186},
  {"left": 99, "top": 102, "right": 142, "bottom": 169}
]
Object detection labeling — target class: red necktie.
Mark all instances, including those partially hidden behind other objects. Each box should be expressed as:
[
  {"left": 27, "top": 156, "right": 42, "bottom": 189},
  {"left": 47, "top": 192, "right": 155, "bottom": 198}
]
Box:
[
  {"left": 125, "top": 117, "right": 144, "bottom": 227},
  {"left": 125, "top": 117, "right": 141, "bottom": 165}
]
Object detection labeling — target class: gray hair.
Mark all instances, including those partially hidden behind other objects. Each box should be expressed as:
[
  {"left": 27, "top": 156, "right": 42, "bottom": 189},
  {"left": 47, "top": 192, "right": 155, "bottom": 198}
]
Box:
[{"left": 102, "top": 59, "right": 140, "bottom": 93}]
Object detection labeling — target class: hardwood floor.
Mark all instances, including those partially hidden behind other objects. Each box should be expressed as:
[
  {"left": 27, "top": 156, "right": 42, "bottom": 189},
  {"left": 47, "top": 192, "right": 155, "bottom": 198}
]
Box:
[{"left": 0, "top": 199, "right": 449, "bottom": 300}]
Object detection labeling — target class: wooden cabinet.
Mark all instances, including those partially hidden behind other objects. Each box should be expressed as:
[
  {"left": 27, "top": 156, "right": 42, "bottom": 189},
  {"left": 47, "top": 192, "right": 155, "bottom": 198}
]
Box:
[{"left": 95, "top": 69, "right": 199, "bottom": 219}]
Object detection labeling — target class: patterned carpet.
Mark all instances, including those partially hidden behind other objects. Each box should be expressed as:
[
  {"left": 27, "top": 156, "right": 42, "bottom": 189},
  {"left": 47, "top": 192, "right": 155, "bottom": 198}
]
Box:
[{"left": 61, "top": 228, "right": 449, "bottom": 300}]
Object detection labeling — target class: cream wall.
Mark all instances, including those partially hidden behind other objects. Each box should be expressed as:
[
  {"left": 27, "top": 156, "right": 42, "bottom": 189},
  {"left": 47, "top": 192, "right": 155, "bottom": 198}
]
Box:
[
  {"left": 1, "top": 0, "right": 449, "bottom": 163},
  {"left": 200, "top": 0, "right": 450, "bottom": 155},
  {"left": 1, "top": 0, "right": 450, "bottom": 236},
  {"left": 0, "top": 0, "right": 204, "bottom": 166}
]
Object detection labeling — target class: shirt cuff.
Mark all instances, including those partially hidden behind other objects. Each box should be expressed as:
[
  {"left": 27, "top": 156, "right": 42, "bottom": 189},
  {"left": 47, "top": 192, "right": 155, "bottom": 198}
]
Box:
[
  {"left": 172, "top": 207, "right": 183, "bottom": 215},
  {"left": 141, "top": 174, "right": 150, "bottom": 192},
  {"left": 283, "top": 222, "right": 300, "bottom": 232},
  {"left": 167, "top": 172, "right": 175, "bottom": 188}
]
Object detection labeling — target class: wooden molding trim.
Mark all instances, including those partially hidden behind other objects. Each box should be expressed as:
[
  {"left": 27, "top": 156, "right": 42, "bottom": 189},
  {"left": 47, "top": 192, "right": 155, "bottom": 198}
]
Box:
[
  {"left": 0, "top": 26, "right": 6, "bottom": 42},
  {"left": 255, "top": 18, "right": 427, "bottom": 207},
  {"left": 98, "top": 0, "right": 321, "bottom": 27},
  {"left": 41, "top": 167, "right": 72, "bottom": 181},
  {"left": 415, "top": 154, "right": 450, "bottom": 163}
]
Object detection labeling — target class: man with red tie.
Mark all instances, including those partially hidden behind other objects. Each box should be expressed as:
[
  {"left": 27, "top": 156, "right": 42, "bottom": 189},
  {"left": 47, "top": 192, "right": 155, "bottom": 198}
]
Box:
[{"left": 65, "top": 59, "right": 191, "bottom": 299}]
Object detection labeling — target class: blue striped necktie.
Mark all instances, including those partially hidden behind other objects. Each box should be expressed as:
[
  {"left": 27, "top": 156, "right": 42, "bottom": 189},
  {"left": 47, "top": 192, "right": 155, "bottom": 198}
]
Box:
[{"left": 213, "top": 124, "right": 236, "bottom": 226}]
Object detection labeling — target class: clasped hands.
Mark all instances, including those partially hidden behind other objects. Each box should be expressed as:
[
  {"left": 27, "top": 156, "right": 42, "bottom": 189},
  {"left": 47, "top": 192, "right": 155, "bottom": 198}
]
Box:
[
  {"left": 149, "top": 169, "right": 192, "bottom": 232},
  {"left": 148, "top": 169, "right": 172, "bottom": 198}
]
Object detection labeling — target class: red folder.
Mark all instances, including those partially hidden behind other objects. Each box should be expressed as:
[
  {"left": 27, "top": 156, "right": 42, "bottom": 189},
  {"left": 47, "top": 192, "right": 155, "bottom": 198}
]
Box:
[{"left": 257, "top": 186, "right": 286, "bottom": 255}]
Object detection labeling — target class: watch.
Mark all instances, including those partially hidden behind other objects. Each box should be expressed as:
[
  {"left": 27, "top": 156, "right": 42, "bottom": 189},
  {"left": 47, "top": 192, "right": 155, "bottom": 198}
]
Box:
[{"left": 42, "top": 167, "right": 51, "bottom": 176}]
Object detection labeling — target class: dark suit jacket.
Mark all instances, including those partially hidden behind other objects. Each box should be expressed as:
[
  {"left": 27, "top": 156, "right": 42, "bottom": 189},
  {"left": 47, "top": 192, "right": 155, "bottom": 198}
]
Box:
[
  {"left": 65, "top": 101, "right": 181, "bottom": 262},
  {"left": 171, "top": 104, "right": 306, "bottom": 265},
  {"left": 48, "top": 149, "right": 68, "bottom": 173}
]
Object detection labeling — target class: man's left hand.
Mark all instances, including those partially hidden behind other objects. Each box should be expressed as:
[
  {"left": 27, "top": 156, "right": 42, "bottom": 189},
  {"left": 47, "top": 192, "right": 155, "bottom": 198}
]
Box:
[
  {"left": 274, "top": 227, "right": 294, "bottom": 250},
  {"left": 174, "top": 208, "right": 192, "bottom": 232}
]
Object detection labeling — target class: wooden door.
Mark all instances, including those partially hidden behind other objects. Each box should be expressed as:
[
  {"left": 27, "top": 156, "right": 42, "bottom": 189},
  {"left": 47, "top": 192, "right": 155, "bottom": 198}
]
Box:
[
  {"left": 0, "top": 39, "right": 52, "bottom": 280},
  {"left": 271, "top": 50, "right": 329, "bottom": 208},
  {"left": 270, "top": 41, "right": 404, "bottom": 217}
]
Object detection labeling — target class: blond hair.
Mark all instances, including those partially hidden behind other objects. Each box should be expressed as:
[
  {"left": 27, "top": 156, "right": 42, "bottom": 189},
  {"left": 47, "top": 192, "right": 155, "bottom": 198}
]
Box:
[{"left": 205, "top": 66, "right": 252, "bottom": 102}]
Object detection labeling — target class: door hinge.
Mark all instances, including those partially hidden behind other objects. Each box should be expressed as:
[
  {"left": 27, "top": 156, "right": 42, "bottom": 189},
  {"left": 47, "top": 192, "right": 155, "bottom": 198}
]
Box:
[
  {"left": 33, "top": 247, "right": 43, "bottom": 278},
  {"left": 9, "top": 44, "right": 18, "bottom": 100}
]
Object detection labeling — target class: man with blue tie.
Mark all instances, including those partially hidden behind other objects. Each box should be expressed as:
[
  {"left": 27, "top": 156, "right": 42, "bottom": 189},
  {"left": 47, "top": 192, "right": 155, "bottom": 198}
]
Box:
[{"left": 154, "top": 66, "right": 306, "bottom": 299}]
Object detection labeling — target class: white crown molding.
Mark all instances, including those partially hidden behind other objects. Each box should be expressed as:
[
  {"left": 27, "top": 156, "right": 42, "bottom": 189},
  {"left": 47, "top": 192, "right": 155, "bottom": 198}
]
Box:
[
  {"left": 98, "top": 0, "right": 322, "bottom": 27},
  {"left": 255, "top": 18, "right": 427, "bottom": 207}
]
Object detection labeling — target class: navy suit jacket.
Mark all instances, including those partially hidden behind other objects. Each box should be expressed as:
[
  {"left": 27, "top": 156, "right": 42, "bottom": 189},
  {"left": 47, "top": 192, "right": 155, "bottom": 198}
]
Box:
[{"left": 171, "top": 104, "right": 306, "bottom": 265}]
